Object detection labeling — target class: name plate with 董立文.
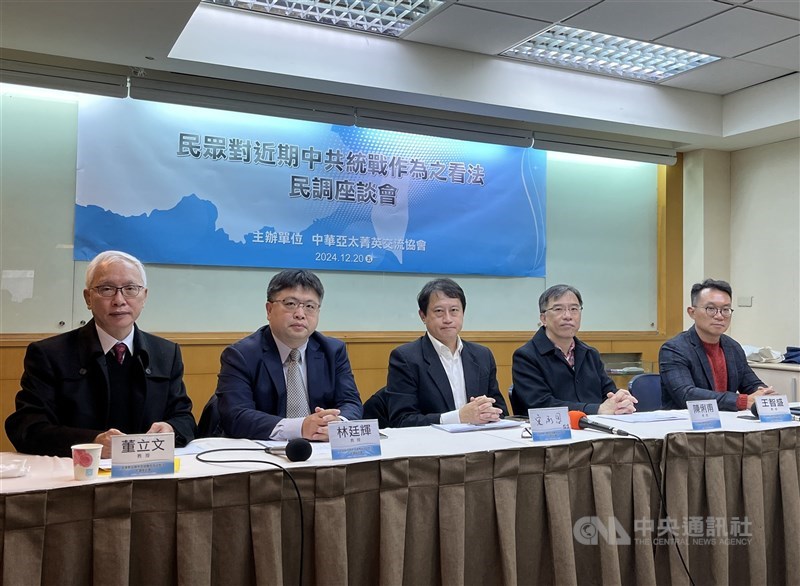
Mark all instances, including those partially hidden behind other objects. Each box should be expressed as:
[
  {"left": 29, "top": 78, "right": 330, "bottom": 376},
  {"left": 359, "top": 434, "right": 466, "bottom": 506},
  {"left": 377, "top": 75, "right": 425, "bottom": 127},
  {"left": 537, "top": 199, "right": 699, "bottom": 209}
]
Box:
[{"left": 111, "top": 433, "right": 175, "bottom": 477}]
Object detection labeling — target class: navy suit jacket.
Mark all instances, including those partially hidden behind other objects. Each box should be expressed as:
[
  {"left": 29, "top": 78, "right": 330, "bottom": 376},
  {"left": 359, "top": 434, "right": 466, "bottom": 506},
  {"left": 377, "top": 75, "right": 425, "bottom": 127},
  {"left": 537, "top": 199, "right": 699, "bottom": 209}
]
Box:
[
  {"left": 385, "top": 335, "right": 508, "bottom": 428},
  {"left": 5, "top": 320, "right": 196, "bottom": 457},
  {"left": 511, "top": 327, "right": 617, "bottom": 415},
  {"left": 215, "top": 326, "right": 363, "bottom": 439},
  {"left": 659, "top": 326, "right": 765, "bottom": 410}
]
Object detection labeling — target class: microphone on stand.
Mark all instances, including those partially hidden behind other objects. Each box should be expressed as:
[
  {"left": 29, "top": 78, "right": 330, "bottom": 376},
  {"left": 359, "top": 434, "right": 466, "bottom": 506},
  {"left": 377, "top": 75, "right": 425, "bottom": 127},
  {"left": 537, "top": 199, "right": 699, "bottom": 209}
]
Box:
[
  {"left": 266, "top": 438, "right": 313, "bottom": 462},
  {"left": 568, "top": 410, "right": 629, "bottom": 436}
]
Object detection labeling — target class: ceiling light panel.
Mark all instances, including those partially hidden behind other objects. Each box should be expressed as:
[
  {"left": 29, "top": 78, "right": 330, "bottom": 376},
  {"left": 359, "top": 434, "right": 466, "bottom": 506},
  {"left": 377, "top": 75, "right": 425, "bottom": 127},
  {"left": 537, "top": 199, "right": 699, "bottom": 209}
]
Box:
[
  {"left": 502, "top": 25, "right": 721, "bottom": 83},
  {"left": 203, "top": 0, "right": 445, "bottom": 37}
]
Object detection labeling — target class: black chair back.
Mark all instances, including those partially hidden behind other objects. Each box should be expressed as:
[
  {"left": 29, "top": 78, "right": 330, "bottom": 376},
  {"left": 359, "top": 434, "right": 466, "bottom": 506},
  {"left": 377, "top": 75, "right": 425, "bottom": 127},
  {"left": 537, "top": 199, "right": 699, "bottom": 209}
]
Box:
[
  {"left": 197, "top": 394, "right": 223, "bottom": 437},
  {"left": 363, "top": 387, "right": 391, "bottom": 429}
]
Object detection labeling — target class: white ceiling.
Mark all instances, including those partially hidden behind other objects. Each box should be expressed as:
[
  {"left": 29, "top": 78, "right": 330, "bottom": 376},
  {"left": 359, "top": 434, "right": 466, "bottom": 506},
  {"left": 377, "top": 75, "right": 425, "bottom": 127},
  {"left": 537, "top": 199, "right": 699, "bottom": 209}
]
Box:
[
  {"left": 411, "top": 0, "right": 799, "bottom": 92},
  {"left": 1, "top": 0, "right": 798, "bottom": 152}
]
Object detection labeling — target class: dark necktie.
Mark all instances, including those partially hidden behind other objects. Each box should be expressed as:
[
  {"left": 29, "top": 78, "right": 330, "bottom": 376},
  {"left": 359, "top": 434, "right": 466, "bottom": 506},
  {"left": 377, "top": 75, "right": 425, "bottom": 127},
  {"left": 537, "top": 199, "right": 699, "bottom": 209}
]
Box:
[
  {"left": 114, "top": 342, "right": 127, "bottom": 365},
  {"left": 285, "top": 349, "right": 310, "bottom": 418}
]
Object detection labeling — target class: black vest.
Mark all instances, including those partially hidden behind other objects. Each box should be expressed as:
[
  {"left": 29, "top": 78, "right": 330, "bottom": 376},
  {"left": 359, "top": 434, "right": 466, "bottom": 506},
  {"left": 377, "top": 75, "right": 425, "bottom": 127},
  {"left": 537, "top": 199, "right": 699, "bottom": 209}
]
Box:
[{"left": 105, "top": 350, "right": 146, "bottom": 432}]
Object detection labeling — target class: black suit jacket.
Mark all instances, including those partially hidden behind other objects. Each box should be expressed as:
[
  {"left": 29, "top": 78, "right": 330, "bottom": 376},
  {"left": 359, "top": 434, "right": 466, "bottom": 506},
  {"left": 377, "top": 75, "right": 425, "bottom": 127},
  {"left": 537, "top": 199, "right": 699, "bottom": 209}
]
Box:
[
  {"left": 511, "top": 327, "right": 617, "bottom": 415},
  {"left": 385, "top": 335, "right": 508, "bottom": 428},
  {"left": 659, "top": 326, "right": 765, "bottom": 410},
  {"left": 5, "top": 320, "right": 196, "bottom": 457},
  {"left": 215, "top": 326, "right": 363, "bottom": 439}
]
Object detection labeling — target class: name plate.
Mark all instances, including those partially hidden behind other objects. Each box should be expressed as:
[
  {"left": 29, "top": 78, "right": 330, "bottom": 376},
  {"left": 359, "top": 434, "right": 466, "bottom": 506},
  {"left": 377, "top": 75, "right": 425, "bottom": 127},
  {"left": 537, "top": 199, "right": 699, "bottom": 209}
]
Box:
[
  {"left": 329, "top": 420, "right": 381, "bottom": 460},
  {"left": 111, "top": 433, "right": 175, "bottom": 477},
  {"left": 528, "top": 407, "right": 571, "bottom": 441},
  {"left": 687, "top": 400, "right": 721, "bottom": 430},
  {"left": 754, "top": 394, "right": 792, "bottom": 422}
]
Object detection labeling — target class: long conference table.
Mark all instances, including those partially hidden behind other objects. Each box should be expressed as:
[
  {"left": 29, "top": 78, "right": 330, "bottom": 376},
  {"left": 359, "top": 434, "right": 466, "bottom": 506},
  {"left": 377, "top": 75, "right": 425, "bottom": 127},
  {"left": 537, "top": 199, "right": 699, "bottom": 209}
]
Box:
[{"left": 1, "top": 411, "right": 799, "bottom": 586}]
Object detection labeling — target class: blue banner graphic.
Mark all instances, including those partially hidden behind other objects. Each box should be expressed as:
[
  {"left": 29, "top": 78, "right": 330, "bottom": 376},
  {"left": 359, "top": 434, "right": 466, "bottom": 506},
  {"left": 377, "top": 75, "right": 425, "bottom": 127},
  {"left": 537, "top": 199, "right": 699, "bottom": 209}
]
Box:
[{"left": 75, "top": 98, "right": 546, "bottom": 276}]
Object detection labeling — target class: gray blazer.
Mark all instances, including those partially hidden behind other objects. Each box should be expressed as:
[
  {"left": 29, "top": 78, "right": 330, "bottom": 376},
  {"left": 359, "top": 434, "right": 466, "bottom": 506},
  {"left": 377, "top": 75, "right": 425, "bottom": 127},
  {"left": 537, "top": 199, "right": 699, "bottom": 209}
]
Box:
[{"left": 659, "top": 326, "right": 764, "bottom": 410}]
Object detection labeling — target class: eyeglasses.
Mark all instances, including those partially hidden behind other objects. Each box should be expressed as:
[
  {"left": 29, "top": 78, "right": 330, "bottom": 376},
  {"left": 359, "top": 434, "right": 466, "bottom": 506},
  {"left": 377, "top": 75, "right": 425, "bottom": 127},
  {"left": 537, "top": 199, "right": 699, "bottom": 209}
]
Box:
[
  {"left": 92, "top": 285, "right": 145, "bottom": 298},
  {"left": 271, "top": 298, "right": 321, "bottom": 314},
  {"left": 543, "top": 305, "right": 582, "bottom": 316},
  {"left": 695, "top": 306, "right": 734, "bottom": 318}
]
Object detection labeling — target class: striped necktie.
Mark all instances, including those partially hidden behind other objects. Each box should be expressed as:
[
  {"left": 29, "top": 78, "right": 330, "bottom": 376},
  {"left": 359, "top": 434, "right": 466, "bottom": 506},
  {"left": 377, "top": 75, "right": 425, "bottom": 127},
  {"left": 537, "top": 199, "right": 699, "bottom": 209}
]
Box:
[{"left": 113, "top": 342, "right": 127, "bottom": 365}]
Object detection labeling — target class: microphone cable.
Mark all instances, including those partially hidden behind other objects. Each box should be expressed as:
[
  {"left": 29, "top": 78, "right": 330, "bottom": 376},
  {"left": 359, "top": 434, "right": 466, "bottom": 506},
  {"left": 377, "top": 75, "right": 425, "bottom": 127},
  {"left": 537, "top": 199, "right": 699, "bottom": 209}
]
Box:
[
  {"left": 195, "top": 448, "right": 305, "bottom": 586},
  {"left": 624, "top": 431, "right": 695, "bottom": 586}
]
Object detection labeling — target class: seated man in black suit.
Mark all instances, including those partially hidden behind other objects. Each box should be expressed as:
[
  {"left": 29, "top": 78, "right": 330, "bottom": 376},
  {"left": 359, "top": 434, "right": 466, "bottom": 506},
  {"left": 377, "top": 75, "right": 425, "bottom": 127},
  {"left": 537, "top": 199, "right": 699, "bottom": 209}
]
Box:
[
  {"left": 386, "top": 278, "right": 508, "bottom": 427},
  {"left": 660, "top": 278, "right": 774, "bottom": 411},
  {"left": 5, "top": 251, "right": 196, "bottom": 457},
  {"left": 215, "top": 269, "right": 363, "bottom": 440},
  {"left": 511, "top": 284, "right": 637, "bottom": 416}
]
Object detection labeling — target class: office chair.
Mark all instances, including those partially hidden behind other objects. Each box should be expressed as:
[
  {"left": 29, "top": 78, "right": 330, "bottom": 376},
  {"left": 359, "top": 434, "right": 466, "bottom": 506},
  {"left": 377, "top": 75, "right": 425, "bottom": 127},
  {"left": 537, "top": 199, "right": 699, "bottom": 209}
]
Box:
[
  {"left": 627, "top": 373, "right": 662, "bottom": 412},
  {"left": 363, "top": 386, "right": 392, "bottom": 429},
  {"left": 197, "top": 394, "right": 223, "bottom": 437}
]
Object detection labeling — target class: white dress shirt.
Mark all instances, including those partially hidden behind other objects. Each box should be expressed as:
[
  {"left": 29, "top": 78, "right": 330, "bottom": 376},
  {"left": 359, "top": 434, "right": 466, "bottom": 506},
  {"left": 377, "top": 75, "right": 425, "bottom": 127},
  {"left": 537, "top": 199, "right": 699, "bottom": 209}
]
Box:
[
  {"left": 95, "top": 324, "right": 134, "bottom": 357},
  {"left": 427, "top": 333, "right": 467, "bottom": 424}
]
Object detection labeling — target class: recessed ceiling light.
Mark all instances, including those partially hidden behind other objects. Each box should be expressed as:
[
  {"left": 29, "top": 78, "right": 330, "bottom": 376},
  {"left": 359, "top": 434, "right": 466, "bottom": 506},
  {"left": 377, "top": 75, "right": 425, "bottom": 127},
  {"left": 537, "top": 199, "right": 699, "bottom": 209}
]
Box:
[
  {"left": 502, "top": 25, "right": 720, "bottom": 83},
  {"left": 202, "top": 0, "right": 445, "bottom": 37}
]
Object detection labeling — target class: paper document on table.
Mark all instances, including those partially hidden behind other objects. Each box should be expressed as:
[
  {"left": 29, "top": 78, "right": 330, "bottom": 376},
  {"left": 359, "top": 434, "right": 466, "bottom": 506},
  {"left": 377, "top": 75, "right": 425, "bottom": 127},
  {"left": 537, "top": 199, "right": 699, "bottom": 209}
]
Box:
[
  {"left": 432, "top": 420, "right": 523, "bottom": 433},
  {"left": 179, "top": 437, "right": 265, "bottom": 454},
  {"left": 595, "top": 413, "right": 686, "bottom": 424}
]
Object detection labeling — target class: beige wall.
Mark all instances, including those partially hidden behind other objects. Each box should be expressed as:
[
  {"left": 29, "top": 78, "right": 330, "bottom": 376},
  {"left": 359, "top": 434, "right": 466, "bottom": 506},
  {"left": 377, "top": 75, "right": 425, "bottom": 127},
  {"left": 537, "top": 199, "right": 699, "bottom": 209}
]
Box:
[
  {"left": 683, "top": 139, "right": 800, "bottom": 350},
  {"left": 682, "top": 149, "right": 732, "bottom": 328},
  {"left": 730, "top": 138, "right": 800, "bottom": 351}
]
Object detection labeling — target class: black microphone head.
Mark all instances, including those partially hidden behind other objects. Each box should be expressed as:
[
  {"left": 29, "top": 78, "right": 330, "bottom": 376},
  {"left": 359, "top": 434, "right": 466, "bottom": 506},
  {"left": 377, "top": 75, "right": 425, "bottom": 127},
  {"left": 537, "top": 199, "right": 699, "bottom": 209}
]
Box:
[
  {"left": 285, "top": 438, "right": 313, "bottom": 462},
  {"left": 750, "top": 402, "right": 760, "bottom": 419}
]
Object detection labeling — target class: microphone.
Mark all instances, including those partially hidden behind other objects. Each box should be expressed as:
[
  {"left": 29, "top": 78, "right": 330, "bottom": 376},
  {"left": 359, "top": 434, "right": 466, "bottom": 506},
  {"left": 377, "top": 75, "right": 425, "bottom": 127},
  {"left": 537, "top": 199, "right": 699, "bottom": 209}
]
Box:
[
  {"left": 266, "top": 438, "right": 313, "bottom": 462},
  {"left": 568, "top": 410, "right": 629, "bottom": 436}
]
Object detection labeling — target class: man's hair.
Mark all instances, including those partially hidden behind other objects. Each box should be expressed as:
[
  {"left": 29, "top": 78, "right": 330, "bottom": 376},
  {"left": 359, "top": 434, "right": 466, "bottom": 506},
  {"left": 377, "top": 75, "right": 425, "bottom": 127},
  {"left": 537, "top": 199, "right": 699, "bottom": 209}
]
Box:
[
  {"left": 417, "top": 278, "right": 466, "bottom": 313},
  {"left": 267, "top": 269, "right": 324, "bottom": 301},
  {"left": 690, "top": 278, "right": 732, "bottom": 306},
  {"left": 85, "top": 250, "right": 147, "bottom": 288},
  {"left": 538, "top": 284, "right": 583, "bottom": 313}
]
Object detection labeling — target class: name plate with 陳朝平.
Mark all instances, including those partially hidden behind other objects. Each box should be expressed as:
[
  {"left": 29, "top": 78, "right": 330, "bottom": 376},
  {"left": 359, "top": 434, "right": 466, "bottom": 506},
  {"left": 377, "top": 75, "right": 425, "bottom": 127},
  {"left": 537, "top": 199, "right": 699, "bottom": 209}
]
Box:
[{"left": 111, "top": 433, "right": 175, "bottom": 477}]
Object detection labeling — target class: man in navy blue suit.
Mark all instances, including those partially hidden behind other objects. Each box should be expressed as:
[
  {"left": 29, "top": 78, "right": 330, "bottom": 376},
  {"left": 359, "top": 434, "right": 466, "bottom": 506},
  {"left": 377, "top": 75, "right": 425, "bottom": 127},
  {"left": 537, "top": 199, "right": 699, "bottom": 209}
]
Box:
[
  {"left": 216, "top": 270, "right": 362, "bottom": 440},
  {"left": 385, "top": 278, "right": 508, "bottom": 427},
  {"left": 660, "top": 278, "right": 774, "bottom": 411}
]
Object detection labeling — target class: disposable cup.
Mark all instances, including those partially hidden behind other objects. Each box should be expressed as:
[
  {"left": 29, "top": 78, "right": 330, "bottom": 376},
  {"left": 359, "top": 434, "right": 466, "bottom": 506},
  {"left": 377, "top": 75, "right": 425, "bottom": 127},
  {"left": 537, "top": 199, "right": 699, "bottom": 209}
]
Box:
[{"left": 71, "top": 443, "right": 103, "bottom": 480}]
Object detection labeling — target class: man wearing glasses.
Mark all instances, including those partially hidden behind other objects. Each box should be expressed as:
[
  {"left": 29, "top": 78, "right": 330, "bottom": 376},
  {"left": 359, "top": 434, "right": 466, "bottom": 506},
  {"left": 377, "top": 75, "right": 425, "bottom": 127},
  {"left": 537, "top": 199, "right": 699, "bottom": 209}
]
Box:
[
  {"left": 385, "top": 278, "right": 507, "bottom": 427},
  {"left": 5, "top": 251, "right": 196, "bottom": 457},
  {"left": 511, "top": 284, "right": 637, "bottom": 416},
  {"left": 660, "top": 278, "right": 773, "bottom": 410},
  {"left": 215, "top": 269, "right": 362, "bottom": 440}
]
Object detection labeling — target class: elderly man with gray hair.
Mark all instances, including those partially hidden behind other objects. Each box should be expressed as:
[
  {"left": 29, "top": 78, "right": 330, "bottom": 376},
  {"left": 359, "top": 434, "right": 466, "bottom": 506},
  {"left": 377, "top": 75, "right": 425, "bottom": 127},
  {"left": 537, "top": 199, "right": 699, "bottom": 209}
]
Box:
[
  {"left": 6, "top": 250, "right": 196, "bottom": 457},
  {"left": 510, "top": 284, "right": 637, "bottom": 416}
]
